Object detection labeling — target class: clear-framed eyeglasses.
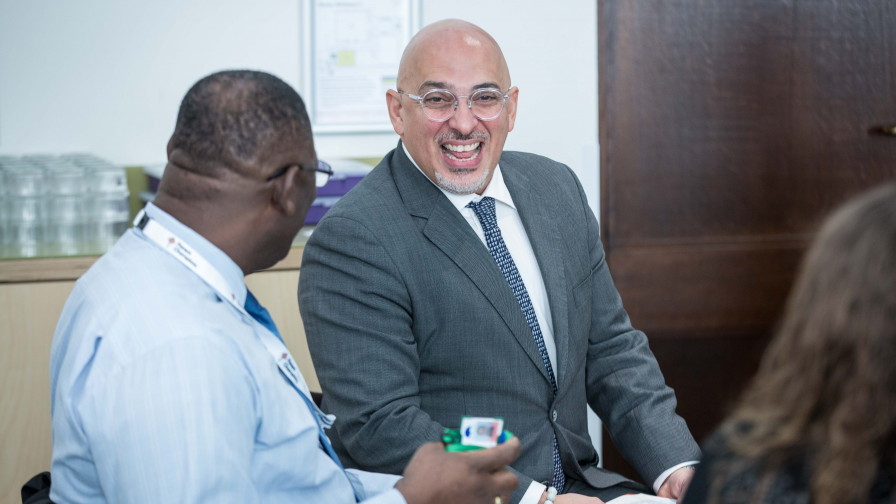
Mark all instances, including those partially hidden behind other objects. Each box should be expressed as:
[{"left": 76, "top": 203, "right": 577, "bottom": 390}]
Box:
[{"left": 397, "top": 88, "right": 512, "bottom": 122}]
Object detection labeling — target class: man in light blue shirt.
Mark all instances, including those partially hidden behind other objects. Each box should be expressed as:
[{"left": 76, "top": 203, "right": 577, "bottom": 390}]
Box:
[{"left": 49, "top": 70, "right": 519, "bottom": 503}]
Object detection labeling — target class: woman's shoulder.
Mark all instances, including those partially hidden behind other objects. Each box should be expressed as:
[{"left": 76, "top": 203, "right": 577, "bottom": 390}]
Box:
[{"left": 685, "top": 428, "right": 812, "bottom": 504}]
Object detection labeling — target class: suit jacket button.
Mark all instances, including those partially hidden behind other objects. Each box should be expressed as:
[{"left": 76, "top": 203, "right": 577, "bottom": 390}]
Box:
[{"left": 552, "top": 410, "right": 558, "bottom": 422}]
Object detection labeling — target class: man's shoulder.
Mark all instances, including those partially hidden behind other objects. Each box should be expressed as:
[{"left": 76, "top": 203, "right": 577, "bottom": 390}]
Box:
[
  {"left": 345, "top": 158, "right": 398, "bottom": 196},
  {"left": 499, "top": 150, "right": 553, "bottom": 162},
  {"left": 80, "top": 231, "right": 194, "bottom": 300},
  {"left": 53, "top": 233, "right": 251, "bottom": 405},
  {"left": 500, "top": 150, "right": 568, "bottom": 169},
  {"left": 77, "top": 230, "right": 162, "bottom": 293},
  {"left": 321, "top": 155, "right": 404, "bottom": 221},
  {"left": 72, "top": 232, "right": 240, "bottom": 348},
  {"left": 499, "top": 151, "right": 581, "bottom": 192},
  {"left": 500, "top": 151, "right": 575, "bottom": 182}
]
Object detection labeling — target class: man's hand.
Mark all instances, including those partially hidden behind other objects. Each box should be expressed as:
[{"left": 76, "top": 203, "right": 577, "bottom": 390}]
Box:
[
  {"left": 656, "top": 466, "right": 695, "bottom": 503},
  {"left": 396, "top": 437, "right": 520, "bottom": 504}
]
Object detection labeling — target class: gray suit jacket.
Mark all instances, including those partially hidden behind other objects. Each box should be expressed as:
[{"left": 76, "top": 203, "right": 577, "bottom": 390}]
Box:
[{"left": 299, "top": 143, "right": 700, "bottom": 502}]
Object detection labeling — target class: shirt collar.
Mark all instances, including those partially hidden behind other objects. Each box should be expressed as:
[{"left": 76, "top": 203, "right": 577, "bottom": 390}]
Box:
[
  {"left": 400, "top": 142, "right": 516, "bottom": 213},
  {"left": 142, "top": 201, "right": 248, "bottom": 306}
]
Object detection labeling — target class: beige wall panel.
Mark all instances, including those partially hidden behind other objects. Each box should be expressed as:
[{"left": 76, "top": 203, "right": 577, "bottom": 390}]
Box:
[
  {"left": 246, "top": 269, "right": 318, "bottom": 392},
  {"left": 0, "top": 280, "right": 75, "bottom": 504}
]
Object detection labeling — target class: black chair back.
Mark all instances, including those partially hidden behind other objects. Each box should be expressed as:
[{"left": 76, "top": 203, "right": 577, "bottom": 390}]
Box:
[{"left": 21, "top": 471, "right": 53, "bottom": 504}]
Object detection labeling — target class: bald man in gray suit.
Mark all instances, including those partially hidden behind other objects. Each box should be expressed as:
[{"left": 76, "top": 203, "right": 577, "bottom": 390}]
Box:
[{"left": 299, "top": 19, "right": 700, "bottom": 504}]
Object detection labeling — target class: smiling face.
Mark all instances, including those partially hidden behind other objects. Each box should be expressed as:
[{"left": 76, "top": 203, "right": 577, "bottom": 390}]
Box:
[{"left": 387, "top": 20, "right": 518, "bottom": 195}]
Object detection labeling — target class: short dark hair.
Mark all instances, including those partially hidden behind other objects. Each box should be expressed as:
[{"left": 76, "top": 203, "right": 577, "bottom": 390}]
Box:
[{"left": 168, "top": 70, "right": 311, "bottom": 176}]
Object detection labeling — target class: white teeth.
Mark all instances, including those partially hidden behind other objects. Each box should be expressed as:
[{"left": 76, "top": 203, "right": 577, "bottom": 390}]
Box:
[
  {"left": 443, "top": 143, "right": 480, "bottom": 152},
  {"left": 444, "top": 148, "right": 482, "bottom": 162}
]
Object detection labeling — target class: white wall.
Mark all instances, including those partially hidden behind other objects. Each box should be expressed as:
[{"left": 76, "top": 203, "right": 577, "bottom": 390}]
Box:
[
  {"left": 0, "top": 1, "right": 302, "bottom": 164},
  {"left": 0, "top": 0, "right": 598, "bottom": 209}
]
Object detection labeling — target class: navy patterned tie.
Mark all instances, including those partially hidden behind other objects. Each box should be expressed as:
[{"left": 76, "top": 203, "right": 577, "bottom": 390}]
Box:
[{"left": 467, "top": 197, "right": 565, "bottom": 491}]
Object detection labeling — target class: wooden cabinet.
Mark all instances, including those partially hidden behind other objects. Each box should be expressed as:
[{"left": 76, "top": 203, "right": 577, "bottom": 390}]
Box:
[{"left": 0, "top": 248, "right": 315, "bottom": 503}]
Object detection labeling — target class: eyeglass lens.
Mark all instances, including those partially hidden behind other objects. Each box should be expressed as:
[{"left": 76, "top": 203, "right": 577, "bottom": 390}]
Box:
[
  {"left": 420, "top": 89, "right": 506, "bottom": 121},
  {"left": 313, "top": 160, "right": 333, "bottom": 188}
]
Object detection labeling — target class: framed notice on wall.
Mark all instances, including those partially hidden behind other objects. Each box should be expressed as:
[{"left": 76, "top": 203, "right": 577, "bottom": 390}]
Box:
[{"left": 303, "top": 0, "right": 421, "bottom": 133}]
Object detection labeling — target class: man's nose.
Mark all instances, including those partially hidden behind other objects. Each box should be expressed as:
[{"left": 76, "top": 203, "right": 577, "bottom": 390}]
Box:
[{"left": 447, "top": 98, "right": 479, "bottom": 133}]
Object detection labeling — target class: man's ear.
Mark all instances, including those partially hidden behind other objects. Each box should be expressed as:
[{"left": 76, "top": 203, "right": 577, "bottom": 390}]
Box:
[
  {"left": 505, "top": 86, "right": 519, "bottom": 133},
  {"left": 269, "top": 165, "right": 301, "bottom": 216},
  {"left": 386, "top": 90, "right": 405, "bottom": 136}
]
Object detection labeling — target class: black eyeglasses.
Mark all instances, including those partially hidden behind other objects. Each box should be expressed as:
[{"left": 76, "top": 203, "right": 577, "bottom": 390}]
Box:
[{"left": 266, "top": 160, "right": 334, "bottom": 187}]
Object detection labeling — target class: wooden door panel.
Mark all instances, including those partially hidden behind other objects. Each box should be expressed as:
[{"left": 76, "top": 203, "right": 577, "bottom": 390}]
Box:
[
  {"left": 609, "top": 243, "right": 804, "bottom": 336},
  {"left": 598, "top": 0, "right": 896, "bottom": 482},
  {"left": 602, "top": 0, "right": 796, "bottom": 243},
  {"left": 602, "top": 0, "right": 896, "bottom": 248}
]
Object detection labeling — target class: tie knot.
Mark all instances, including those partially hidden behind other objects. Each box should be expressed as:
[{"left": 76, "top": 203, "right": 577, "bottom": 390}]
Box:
[
  {"left": 467, "top": 196, "right": 497, "bottom": 230},
  {"left": 244, "top": 290, "right": 262, "bottom": 314}
]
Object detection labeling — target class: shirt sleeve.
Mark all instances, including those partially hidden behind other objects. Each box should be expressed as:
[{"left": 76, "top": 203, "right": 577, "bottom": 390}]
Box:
[
  {"left": 346, "top": 469, "right": 406, "bottom": 504},
  {"left": 653, "top": 461, "right": 699, "bottom": 493},
  {"left": 520, "top": 480, "right": 548, "bottom": 504},
  {"left": 362, "top": 488, "right": 408, "bottom": 504}
]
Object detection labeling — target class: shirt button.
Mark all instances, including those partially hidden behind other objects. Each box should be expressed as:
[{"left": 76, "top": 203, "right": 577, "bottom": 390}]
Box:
[{"left": 552, "top": 410, "right": 558, "bottom": 422}]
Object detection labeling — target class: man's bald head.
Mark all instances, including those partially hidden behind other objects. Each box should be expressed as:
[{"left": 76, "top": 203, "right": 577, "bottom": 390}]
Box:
[
  {"left": 387, "top": 19, "right": 518, "bottom": 195},
  {"left": 397, "top": 19, "right": 511, "bottom": 92}
]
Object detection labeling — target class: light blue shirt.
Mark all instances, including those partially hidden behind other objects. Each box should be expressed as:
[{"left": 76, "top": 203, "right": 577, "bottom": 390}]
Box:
[{"left": 50, "top": 202, "right": 405, "bottom": 503}]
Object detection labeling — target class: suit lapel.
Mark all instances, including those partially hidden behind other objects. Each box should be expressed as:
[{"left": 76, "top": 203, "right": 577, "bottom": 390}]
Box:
[
  {"left": 390, "top": 145, "right": 552, "bottom": 383},
  {"left": 502, "top": 157, "right": 572, "bottom": 389}
]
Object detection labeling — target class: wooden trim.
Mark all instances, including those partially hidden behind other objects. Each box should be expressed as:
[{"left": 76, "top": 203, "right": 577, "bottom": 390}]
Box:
[
  {"left": 0, "top": 246, "right": 304, "bottom": 284},
  {"left": 0, "top": 256, "right": 99, "bottom": 284},
  {"left": 264, "top": 246, "right": 304, "bottom": 272}
]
